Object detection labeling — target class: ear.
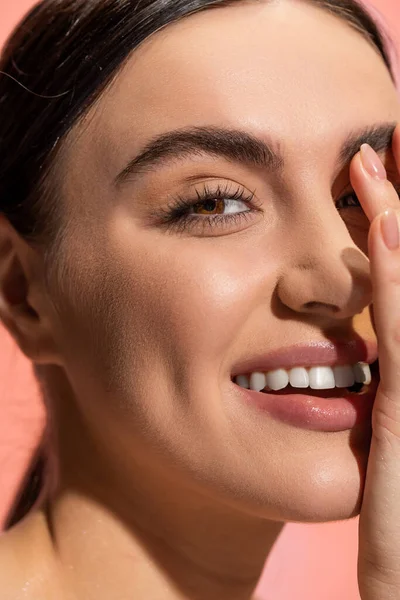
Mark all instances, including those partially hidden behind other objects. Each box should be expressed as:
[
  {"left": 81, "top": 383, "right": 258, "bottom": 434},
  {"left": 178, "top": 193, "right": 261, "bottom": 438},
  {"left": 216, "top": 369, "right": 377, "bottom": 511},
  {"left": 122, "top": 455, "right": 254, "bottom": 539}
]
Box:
[{"left": 0, "top": 215, "right": 62, "bottom": 365}]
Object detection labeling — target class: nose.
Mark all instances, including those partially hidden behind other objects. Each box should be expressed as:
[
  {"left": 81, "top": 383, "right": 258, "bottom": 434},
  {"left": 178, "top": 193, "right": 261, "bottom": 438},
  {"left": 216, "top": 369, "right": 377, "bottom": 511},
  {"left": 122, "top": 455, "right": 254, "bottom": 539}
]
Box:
[{"left": 276, "top": 205, "right": 372, "bottom": 320}]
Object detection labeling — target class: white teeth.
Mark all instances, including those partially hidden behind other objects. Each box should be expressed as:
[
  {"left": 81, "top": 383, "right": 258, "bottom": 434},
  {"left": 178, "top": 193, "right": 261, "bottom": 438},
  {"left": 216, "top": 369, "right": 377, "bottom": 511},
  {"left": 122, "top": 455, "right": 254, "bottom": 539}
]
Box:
[
  {"left": 234, "top": 362, "right": 372, "bottom": 392},
  {"left": 353, "top": 362, "right": 371, "bottom": 385},
  {"left": 308, "top": 366, "right": 336, "bottom": 389},
  {"left": 249, "top": 372, "right": 266, "bottom": 392},
  {"left": 333, "top": 365, "right": 355, "bottom": 388},
  {"left": 266, "top": 369, "right": 289, "bottom": 391},
  {"left": 236, "top": 374, "right": 250, "bottom": 389},
  {"left": 289, "top": 367, "right": 309, "bottom": 388}
]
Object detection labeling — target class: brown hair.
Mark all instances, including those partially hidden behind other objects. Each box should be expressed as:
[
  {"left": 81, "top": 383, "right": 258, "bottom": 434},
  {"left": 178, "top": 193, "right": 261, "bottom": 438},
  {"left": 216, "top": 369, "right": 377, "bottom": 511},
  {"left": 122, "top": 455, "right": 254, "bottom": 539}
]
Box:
[{"left": 0, "top": 0, "right": 395, "bottom": 530}]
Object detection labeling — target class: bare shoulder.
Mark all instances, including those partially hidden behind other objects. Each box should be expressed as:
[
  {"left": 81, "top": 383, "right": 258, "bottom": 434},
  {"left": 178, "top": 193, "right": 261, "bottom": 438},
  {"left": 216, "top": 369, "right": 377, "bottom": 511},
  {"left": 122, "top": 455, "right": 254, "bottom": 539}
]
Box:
[{"left": 0, "top": 511, "right": 63, "bottom": 600}]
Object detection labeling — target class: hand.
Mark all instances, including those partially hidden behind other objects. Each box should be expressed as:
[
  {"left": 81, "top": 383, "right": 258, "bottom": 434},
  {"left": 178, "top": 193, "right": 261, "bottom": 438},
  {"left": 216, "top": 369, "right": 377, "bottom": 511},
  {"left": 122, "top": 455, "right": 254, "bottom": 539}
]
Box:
[{"left": 350, "top": 125, "right": 400, "bottom": 599}]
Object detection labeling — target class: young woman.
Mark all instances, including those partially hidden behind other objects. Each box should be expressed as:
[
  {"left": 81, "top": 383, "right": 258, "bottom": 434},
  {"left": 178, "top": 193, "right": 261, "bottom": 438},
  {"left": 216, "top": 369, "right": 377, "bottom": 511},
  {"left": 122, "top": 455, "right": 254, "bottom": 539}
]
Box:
[{"left": 0, "top": 0, "right": 400, "bottom": 598}]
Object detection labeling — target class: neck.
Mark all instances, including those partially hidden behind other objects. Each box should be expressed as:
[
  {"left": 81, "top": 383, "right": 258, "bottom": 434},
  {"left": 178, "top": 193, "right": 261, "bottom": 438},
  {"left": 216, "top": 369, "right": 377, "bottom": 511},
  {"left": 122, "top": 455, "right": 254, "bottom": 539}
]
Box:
[
  {"left": 33, "top": 365, "right": 285, "bottom": 600},
  {"left": 40, "top": 486, "right": 283, "bottom": 600}
]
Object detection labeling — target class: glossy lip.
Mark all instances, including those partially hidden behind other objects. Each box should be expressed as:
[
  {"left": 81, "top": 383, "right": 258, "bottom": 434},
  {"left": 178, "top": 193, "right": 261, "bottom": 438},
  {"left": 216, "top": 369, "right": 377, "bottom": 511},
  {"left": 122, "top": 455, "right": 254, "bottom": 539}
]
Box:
[
  {"left": 230, "top": 338, "right": 378, "bottom": 377},
  {"left": 232, "top": 369, "right": 379, "bottom": 432}
]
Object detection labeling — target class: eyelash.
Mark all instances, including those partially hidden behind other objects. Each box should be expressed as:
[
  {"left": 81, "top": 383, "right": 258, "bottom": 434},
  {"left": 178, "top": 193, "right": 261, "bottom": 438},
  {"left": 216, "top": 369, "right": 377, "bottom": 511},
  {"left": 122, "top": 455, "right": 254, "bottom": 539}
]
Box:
[
  {"left": 154, "top": 184, "right": 397, "bottom": 234},
  {"left": 154, "top": 183, "right": 261, "bottom": 234},
  {"left": 336, "top": 192, "right": 362, "bottom": 210}
]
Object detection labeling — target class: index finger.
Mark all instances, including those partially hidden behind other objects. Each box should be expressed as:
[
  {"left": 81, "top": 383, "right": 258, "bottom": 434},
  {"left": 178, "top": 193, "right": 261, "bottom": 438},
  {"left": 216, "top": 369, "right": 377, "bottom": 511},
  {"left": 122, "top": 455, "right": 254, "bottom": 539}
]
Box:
[{"left": 350, "top": 127, "right": 400, "bottom": 223}]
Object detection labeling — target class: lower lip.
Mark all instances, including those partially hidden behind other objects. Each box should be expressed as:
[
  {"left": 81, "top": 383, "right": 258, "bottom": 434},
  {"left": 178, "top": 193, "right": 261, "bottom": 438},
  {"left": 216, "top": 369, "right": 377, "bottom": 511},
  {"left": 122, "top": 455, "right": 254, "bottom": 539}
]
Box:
[{"left": 234, "top": 376, "right": 379, "bottom": 432}]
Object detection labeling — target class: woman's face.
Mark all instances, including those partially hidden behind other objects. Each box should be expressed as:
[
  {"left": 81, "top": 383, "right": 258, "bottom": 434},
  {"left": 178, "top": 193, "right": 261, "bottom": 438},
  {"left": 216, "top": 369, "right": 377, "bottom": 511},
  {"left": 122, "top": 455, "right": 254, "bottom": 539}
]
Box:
[{"left": 48, "top": 0, "right": 400, "bottom": 521}]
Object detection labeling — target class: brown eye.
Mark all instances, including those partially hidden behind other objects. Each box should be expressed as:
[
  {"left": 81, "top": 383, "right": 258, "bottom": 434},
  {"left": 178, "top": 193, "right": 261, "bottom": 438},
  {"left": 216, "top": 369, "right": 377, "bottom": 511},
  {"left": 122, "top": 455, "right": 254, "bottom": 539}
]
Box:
[
  {"left": 192, "top": 199, "right": 228, "bottom": 215},
  {"left": 191, "top": 198, "right": 249, "bottom": 216},
  {"left": 151, "top": 182, "right": 262, "bottom": 235}
]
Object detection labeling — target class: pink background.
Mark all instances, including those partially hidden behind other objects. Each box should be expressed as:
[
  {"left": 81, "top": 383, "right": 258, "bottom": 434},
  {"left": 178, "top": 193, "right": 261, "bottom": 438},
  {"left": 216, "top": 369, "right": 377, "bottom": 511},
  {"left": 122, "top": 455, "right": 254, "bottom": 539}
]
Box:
[{"left": 0, "top": 1, "right": 399, "bottom": 598}]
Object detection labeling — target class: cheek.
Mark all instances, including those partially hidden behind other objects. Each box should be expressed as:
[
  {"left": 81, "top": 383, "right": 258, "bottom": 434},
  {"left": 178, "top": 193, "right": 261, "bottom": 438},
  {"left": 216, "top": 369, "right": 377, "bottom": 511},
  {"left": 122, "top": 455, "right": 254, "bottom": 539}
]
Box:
[
  {"left": 109, "top": 242, "right": 256, "bottom": 365},
  {"left": 104, "top": 222, "right": 282, "bottom": 379},
  {"left": 57, "top": 206, "right": 284, "bottom": 406}
]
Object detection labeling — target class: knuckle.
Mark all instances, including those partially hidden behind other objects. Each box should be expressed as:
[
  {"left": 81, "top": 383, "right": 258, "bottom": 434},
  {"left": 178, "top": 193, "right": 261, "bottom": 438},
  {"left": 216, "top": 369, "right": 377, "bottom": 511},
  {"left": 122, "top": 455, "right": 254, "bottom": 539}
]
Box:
[
  {"left": 376, "top": 319, "right": 400, "bottom": 355},
  {"left": 372, "top": 392, "right": 400, "bottom": 444},
  {"left": 360, "top": 552, "right": 400, "bottom": 589}
]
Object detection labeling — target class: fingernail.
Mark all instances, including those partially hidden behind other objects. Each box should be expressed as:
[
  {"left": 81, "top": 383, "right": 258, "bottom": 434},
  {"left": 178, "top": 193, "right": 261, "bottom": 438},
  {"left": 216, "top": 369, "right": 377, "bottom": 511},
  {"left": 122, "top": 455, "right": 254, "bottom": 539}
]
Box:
[
  {"left": 380, "top": 210, "right": 400, "bottom": 250},
  {"left": 360, "top": 144, "right": 387, "bottom": 180}
]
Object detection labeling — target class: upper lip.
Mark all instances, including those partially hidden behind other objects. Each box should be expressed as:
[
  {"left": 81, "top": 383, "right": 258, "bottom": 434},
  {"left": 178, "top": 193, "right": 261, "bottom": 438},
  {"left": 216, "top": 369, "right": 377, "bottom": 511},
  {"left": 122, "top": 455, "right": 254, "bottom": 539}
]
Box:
[{"left": 230, "top": 339, "right": 379, "bottom": 377}]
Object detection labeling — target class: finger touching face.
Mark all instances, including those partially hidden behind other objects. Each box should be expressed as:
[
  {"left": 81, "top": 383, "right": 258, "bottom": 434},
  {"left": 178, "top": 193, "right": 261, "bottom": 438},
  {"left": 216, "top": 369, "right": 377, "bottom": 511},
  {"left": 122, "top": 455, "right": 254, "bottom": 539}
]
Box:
[
  {"left": 349, "top": 130, "right": 400, "bottom": 223},
  {"left": 52, "top": 0, "right": 400, "bottom": 522}
]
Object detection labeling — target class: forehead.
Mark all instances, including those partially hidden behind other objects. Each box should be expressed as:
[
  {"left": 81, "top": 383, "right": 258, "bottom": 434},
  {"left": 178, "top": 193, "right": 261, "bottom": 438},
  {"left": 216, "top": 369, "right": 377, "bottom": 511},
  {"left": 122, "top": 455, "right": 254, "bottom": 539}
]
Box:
[{"left": 71, "top": 0, "right": 399, "bottom": 178}]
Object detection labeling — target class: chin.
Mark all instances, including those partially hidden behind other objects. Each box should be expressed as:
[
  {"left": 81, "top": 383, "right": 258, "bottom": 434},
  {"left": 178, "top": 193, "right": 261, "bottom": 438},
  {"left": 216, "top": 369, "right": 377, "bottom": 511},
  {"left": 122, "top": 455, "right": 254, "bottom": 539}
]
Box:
[
  {"left": 284, "top": 446, "right": 369, "bottom": 523},
  {"left": 256, "top": 476, "right": 367, "bottom": 524},
  {"left": 280, "top": 494, "right": 364, "bottom": 524},
  {"left": 212, "top": 427, "right": 372, "bottom": 525},
  {"left": 271, "top": 448, "right": 369, "bottom": 524}
]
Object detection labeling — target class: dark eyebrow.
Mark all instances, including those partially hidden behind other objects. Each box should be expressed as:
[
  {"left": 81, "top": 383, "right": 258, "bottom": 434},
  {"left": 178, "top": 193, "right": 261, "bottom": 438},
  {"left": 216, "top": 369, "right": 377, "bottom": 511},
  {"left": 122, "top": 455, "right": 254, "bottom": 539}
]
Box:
[
  {"left": 338, "top": 122, "right": 397, "bottom": 168},
  {"left": 114, "top": 126, "right": 284, "bottom": 186},
  {"left": 115, "top": 122, "right": 398, "bottom": 187}
]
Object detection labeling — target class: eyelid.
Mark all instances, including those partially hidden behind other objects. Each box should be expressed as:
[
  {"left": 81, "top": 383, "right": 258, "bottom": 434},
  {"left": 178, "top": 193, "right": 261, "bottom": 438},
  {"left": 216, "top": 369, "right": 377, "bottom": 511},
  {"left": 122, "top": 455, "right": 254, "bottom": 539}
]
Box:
[
  {"left": 147, "top": 178, "right": 264, "bottom": 236},
  {"left": 187, "top": 175, "right": 261, "bottom": 196},
  {"left": 169, "top": 180, "right": 261, "bottom": 216}
]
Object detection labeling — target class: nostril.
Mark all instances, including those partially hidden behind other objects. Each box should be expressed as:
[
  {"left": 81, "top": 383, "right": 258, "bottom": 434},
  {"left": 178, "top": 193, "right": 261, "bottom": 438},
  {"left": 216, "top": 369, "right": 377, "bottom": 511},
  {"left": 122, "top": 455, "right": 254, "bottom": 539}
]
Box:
[{"left": 303, "top": 301, "right": 340, "bottom": 314}]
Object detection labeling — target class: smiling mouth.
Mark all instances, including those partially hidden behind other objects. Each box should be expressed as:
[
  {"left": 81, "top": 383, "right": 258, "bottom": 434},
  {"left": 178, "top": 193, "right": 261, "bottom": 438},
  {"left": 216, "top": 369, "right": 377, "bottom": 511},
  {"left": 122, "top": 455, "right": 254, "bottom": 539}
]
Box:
[
  {"left": 232, "top": 359, "right": 380, "bottom": 397},
  {"left": 230, "top": 343, "right": 380, "bottom": 430}
]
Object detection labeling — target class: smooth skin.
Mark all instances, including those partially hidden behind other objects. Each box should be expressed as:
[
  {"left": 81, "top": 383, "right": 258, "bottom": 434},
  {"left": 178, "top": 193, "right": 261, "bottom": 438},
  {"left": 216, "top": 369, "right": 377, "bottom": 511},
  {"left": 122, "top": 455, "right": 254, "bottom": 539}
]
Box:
[
  {"left": 0, "top": 0, "right": 400, "bottom": 599},
  {"left": 351, "top": 139, "right": 400, "bottom": 598}
]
